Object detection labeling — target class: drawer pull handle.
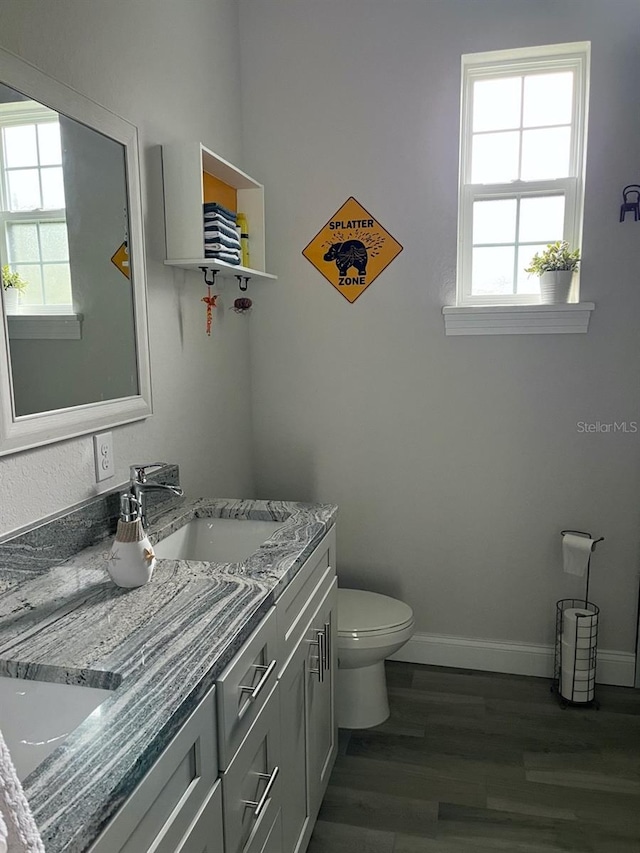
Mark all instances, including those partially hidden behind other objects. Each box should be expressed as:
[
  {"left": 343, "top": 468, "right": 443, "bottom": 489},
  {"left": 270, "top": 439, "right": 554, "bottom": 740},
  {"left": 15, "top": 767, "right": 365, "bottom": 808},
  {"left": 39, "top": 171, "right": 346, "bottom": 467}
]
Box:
[
  {"left": 239, "top": 659, "right": 277, "bottom": 701},
  {"left": 323, "top": 621, "right": 331, "bottom": 672},
  {"left": 309, "top": 630, "right": 325, "bottom": 683},
  {"left": 242, "top": 765, "right": 280, "bottom": 819}
]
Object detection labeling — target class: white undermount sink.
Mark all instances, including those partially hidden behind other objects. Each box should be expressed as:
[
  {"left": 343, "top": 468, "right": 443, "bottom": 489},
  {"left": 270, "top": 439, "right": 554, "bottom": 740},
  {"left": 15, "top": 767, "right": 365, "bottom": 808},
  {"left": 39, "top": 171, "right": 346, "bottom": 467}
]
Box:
[
  {"left": 153, "top": 517, "right": 286, "bottom": 563},
  {"left": 0, "top": 676, "right": 111, "bottom": 780}
]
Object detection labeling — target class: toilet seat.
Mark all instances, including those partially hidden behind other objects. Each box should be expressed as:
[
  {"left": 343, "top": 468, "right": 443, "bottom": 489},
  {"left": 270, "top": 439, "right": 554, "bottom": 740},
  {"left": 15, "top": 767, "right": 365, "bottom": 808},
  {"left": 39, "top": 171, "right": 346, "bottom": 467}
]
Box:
[{"left": 337, "top": 589, "right": 414, "bottom": 638}]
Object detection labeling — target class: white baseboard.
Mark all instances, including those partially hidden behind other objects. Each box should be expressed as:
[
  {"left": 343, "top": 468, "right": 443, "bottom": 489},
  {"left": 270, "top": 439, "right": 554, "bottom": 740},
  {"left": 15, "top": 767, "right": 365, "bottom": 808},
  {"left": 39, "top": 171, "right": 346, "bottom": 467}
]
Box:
[{"left": 389, "top": 632, "right": 636, "bottom": 688}]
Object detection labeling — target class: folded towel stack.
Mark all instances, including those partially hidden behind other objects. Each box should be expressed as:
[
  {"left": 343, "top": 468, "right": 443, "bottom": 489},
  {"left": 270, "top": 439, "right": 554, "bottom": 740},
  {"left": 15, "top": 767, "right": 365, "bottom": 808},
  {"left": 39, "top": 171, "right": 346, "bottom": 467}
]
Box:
[
  {"left": 203, "top": 202, "right": 241, "bottom": 265},
  {"left": 0, "top": 728, "right": 45, "bottom": 852}
]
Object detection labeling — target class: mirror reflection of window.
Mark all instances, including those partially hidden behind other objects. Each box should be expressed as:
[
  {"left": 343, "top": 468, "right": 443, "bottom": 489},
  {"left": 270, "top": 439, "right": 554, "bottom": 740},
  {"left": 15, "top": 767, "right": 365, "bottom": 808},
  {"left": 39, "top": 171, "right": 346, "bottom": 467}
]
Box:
[
  {"left": 0, "top": 101, "right": 72, "bottom": 313},
  {"left": 0, "top": 52, "right": 151, "bottom": 449},
  {"left": 0, "top": 80, "right": 139, "bottom": 419}
]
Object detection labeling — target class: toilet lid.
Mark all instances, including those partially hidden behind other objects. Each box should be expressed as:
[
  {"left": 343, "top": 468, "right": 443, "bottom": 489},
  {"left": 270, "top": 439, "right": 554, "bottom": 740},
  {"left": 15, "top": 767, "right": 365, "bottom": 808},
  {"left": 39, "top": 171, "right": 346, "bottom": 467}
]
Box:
[{"left": 337, "top": 588, "right": 414, "bottom": 635}]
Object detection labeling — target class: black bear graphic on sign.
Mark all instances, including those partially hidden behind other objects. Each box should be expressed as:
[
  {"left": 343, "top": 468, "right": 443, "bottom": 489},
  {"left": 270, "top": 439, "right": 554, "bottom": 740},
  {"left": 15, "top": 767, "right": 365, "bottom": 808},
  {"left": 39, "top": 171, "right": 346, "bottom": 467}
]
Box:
[{"left": 323, "top": 240, "right": 368, "bottom": 277}]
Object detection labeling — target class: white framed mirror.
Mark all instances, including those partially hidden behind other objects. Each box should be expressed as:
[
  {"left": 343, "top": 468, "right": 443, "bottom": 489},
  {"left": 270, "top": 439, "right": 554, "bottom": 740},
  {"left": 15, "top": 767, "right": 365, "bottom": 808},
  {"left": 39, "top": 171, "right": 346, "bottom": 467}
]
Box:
[{"left": 0, "top": 47, "right": 152, "bottom": 455}]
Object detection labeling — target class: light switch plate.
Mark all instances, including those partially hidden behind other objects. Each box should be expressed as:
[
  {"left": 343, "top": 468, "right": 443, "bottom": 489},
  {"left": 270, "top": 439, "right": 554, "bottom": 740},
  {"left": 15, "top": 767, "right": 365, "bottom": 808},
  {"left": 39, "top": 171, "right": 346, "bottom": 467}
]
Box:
[{"left": 93, "top": 431, "right": 115, "bottom": 481}]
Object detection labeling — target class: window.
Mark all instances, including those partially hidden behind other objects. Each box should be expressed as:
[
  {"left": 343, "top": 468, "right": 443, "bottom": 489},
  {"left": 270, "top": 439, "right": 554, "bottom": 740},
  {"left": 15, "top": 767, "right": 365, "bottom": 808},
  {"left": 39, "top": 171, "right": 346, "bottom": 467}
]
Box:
[
  {"left": 457, "top": 42, "right": 590, "bottom": 305},
  {"left": 0, "top": 100, "right": 72, "bottom": 313}
]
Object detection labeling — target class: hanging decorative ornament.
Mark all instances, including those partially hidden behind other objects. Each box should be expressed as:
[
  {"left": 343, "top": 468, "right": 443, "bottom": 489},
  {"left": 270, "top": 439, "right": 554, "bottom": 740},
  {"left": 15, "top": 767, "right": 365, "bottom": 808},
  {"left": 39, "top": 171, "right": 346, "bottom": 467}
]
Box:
[
  {"left": 233, "top": 297, "right": 253, "bottom": 314},
  {"left": 201, "top": 286, "right": 218, "bottom": 336}
]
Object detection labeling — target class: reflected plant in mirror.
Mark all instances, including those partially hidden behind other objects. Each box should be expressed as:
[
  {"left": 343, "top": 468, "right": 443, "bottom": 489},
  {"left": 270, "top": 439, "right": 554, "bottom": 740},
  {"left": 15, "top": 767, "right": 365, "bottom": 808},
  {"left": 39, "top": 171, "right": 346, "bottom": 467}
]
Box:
[
  {"left": 0, "top": 47, "right": 151, "bottom": 454},
  {"left": 1, "top": 264, "right": 27, "bottom": 313}
]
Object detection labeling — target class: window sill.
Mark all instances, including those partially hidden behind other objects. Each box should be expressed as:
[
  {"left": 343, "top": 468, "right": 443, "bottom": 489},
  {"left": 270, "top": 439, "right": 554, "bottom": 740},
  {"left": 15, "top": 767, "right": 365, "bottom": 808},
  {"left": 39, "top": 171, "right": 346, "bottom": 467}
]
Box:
[
  {"left": 442, "top": 302, "right": 595, "bottom": 336},
  {"left": 6, "top": 313, "right": 82, "bottom": 340}
]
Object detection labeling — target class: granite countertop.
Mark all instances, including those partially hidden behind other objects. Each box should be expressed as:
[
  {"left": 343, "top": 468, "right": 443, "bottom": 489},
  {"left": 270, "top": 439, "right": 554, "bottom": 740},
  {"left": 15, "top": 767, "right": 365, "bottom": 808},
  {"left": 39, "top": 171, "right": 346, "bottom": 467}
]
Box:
[{"left": 0, "top": 498, "right": 337, "bottom": 853}]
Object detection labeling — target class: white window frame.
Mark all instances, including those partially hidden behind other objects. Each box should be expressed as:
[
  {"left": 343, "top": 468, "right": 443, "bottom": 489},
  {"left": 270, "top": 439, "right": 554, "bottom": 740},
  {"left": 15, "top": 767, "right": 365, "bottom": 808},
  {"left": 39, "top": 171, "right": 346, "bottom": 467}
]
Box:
[{"left": 456, "top": 42, "right": 590, "bottom": 307}]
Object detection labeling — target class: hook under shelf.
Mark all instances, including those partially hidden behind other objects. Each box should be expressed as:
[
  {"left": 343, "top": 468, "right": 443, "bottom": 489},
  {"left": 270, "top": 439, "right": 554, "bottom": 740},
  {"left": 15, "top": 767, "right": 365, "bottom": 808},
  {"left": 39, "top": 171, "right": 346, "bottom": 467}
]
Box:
[{"left": 200, "top": 267, "right": 219, "bottom": 287}]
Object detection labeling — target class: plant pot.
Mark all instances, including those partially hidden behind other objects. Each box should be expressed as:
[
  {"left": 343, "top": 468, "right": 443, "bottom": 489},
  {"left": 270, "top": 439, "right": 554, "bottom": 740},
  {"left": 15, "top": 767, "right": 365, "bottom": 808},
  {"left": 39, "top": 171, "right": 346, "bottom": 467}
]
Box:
[
  {"left": 2, "top": 287, "right": 19, "bottom": 313},
  {"left": 539, "top": 270, "right": 573, "bottom": 304}
]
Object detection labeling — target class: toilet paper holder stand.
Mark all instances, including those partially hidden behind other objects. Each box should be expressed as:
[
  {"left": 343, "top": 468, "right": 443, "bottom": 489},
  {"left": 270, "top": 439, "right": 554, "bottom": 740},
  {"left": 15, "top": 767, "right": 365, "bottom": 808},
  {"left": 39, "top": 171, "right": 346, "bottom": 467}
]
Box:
[
  {"left": 560, "top": 529, "right": 604, "bottom": 605},
  {"left": 554, "top": 530, "right": 604, "bottom": 709},
  {"left": 553, "top": 597, "right": 600, "bottom": 709}
]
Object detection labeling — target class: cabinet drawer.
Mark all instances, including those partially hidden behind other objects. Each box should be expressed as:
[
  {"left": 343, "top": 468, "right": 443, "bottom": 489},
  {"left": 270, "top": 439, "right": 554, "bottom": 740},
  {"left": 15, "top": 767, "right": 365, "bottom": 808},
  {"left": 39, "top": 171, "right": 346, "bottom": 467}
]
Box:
[
  {"left": 89, "top": 687, "right": 217, "bottom": 853},
  {"left": 245, "top": 808, "right": 281, "bottom": 853},
  {"left": 217, "top": 607, "right": 278, "bottom": 770},
  {"left": 167, "top": 780, "right": 223, "bottom": 853},
  {"left": 276, "top": 528, "right": 335, "bottom": 667},
  {"left": 222, "top": 682, "right": 281, "bottom": 853}
]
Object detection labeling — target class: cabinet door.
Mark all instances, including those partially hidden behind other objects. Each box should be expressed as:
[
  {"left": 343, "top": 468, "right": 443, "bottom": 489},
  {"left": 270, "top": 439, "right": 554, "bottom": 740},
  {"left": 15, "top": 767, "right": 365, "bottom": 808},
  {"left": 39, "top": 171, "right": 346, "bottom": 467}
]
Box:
[
  {"left": 278, "top": 624, "right": 312, "bottom": 853},
  {"left": 279, "top": 574, "right": 337, "bottom": 853},
  {"left": 307, "top": 577, "right": 338, "bottom": 813}
]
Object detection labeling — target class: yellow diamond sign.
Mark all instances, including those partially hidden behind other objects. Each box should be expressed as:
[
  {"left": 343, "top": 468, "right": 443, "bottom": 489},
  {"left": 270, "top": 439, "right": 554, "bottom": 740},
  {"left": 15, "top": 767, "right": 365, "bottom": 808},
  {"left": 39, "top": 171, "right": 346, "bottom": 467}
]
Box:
[
  {"left": 302, "top": 197, "right": 403, "bottom": 303},
  {"left": 111, "top": 241, "right": 131, "bottom": 279}
]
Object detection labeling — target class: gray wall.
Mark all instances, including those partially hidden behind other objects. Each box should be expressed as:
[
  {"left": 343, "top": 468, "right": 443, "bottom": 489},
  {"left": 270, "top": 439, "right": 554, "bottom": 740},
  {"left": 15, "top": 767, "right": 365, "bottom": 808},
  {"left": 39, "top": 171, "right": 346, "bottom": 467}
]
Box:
[
  {"left": 0, "top": 0, "right": 255, "bottom": 531},
  {"left": 239, "top": 0, "right": 640, "bottom": 655}
]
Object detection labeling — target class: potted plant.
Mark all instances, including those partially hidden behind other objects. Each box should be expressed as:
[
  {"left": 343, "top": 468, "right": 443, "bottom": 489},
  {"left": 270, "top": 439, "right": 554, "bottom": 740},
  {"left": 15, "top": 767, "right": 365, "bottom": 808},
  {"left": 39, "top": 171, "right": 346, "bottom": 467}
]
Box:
[
  {"left": 525, "top": 241, "right": 581, "bottom": 304},
  {"left": 1, "top": 265, "right": 28, "bottom": 313}
]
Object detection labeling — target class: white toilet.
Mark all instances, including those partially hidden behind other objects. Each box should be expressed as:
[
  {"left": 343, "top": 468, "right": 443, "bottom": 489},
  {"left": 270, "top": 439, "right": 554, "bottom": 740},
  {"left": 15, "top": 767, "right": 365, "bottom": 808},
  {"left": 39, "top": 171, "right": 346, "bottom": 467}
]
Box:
[{"left": 336, "top": 588, "right": 414, "bottom": 729}]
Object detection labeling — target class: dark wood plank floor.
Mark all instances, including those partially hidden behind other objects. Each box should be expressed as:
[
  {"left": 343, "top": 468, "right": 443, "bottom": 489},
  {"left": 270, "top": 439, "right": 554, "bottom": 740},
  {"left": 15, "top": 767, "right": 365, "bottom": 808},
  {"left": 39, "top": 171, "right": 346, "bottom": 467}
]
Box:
[{"left": 309, "top": 661, "right": 640, "bottom": 852}]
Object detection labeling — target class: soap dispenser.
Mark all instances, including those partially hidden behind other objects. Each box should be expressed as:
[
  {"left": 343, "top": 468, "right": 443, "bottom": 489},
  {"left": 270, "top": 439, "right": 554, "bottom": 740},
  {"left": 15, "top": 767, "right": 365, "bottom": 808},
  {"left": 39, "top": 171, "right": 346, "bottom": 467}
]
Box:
[{"left": 105, "top": 493, "right": 156, "bottom": 589}]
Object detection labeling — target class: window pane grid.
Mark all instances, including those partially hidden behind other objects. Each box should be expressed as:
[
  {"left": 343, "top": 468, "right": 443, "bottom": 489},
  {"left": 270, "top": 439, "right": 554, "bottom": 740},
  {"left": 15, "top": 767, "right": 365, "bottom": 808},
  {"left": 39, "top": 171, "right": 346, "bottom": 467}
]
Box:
[
  {"left": 471, "top": 195, "right": 565, "bottom": 296},
  {"left": 470, "top": 71, "right": 575, "bottom": 185},
  {"left": 2, "top": 121, "right": 65, "bottom": 213},
  {"left": 6, "top": 220, "right": 72, "bottom": 306},
  {"left": 1, "top": 115, "right": 71, "bottom": 310}
]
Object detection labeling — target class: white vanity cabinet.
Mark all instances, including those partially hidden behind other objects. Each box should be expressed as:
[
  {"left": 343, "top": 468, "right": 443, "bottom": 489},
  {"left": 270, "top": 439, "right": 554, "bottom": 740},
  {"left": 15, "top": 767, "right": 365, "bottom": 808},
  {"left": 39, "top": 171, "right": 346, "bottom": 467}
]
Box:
[
  {"left": 277, "top": 530, "right": 338, "bottom": 853},
  {"left": 86, "top": 526, "right": 336, "bottom": 853},
  {"left": 218, "top": 526, "right": 337, "bottom": 853}
]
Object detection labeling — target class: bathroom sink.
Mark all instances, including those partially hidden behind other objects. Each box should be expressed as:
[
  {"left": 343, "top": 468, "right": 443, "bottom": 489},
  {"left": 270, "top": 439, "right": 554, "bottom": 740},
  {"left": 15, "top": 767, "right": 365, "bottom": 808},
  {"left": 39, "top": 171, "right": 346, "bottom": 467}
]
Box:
[
  {"left": 0, "top": 676, "right": 111, "bottom": 780},
  {"left": 153, "top": 517, "right": 286, "bottom": 563}
]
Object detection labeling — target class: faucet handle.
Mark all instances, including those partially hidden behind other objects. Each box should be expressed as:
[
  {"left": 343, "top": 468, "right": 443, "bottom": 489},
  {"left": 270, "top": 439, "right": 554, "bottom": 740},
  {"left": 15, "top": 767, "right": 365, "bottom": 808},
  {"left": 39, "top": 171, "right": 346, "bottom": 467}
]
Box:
[{"left": 129, "top": 463, "right": 171, "bottom": 484}]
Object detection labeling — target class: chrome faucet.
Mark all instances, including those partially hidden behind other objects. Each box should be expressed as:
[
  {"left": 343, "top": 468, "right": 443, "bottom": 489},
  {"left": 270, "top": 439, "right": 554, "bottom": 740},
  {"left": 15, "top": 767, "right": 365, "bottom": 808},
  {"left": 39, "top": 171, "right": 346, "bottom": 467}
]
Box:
[{"left": 128, "top": 463, "right": 184, "bottom": 530}]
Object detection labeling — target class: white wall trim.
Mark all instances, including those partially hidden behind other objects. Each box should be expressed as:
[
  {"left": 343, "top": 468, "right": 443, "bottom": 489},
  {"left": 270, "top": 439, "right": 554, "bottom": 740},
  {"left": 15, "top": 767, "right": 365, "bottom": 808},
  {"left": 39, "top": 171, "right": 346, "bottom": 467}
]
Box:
[
  {"left": 442, "top": 302, "right": 595, "bottom": 335},
  {"left": 389, "top": 631, "right": 635, "bottom": 687}
]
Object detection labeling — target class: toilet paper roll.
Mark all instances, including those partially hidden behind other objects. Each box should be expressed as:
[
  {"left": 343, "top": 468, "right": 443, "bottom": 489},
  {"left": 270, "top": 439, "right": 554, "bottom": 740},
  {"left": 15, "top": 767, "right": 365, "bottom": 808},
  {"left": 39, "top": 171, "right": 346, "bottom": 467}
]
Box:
[
  {"left": 562, "top": 607, "right": 598, "bottom": 646},
  {"left": 562, "top": 636, "right": 594, "bottom": 652},
  {"left": 560, "top": 667, "right": 595, "bottom": 702},
  {"left": 562, "top": 533, "right": 595, "bottom": 577},
  {"left": 561, "top": 633, "right": 596, "bottom": 657},
  {"left": 561, "top": 640, "right": 593, "bottom": 670}
]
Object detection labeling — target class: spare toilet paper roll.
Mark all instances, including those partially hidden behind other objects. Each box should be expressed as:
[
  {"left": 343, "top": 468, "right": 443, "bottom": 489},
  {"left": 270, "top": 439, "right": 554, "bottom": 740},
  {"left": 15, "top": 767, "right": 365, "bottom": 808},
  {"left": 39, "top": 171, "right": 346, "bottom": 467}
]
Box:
[
  {"left": 560, "top": 666, "right": 595, "bottom": 702},
  {"left": 562, "top": 533, "right": 595, "bottom": 576},
  {"left": 562, "top": 607, "right": 598, "bottom": 647},
  {"left": 561, "top": 640, "right": 593, "bottom": 670}
]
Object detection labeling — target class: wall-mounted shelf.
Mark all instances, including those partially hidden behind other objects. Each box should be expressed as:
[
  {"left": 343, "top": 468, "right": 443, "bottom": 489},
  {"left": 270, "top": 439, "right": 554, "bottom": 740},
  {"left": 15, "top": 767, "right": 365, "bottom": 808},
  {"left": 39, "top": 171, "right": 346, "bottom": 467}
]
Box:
[
  {"left": 161, "top": 142, "right": 277, "bottom": 282},
  {"left": 163, "top": 259, "right": 277, "bottom": 282}
]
